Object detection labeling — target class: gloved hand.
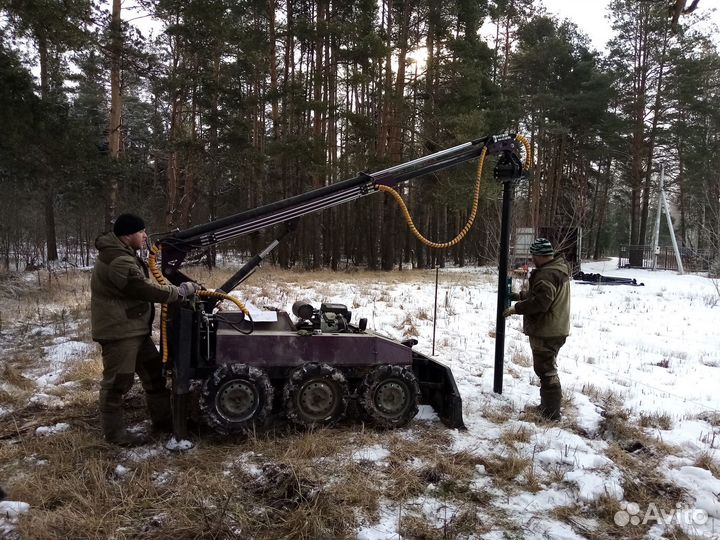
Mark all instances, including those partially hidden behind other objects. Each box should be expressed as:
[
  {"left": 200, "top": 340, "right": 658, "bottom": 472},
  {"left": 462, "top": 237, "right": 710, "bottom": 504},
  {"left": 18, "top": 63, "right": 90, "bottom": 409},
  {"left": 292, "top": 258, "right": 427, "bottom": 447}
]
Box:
[
  {"left": 502, "top": 306, "right": 516, "bottom": 318},
  {"left": 508, "top": 292, "right": 520, "bottom": 301},
  {"left": 177, "top": 282, "right": 201, "bottom": 298}
]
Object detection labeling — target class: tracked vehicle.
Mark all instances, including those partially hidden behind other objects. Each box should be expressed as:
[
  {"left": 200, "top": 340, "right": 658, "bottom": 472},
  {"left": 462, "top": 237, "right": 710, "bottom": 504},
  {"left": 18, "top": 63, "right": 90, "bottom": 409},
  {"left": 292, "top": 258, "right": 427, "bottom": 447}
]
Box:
[{"left": 152, "top": 134, "right": 528, "bottom": 440}]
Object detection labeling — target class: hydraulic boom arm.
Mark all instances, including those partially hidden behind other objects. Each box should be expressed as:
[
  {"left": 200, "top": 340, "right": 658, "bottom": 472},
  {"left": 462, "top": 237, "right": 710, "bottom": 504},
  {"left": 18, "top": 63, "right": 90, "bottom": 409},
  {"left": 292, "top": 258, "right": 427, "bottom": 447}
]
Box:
[{"left": 156, "top": 133, "right": 527, "bottom": 283}]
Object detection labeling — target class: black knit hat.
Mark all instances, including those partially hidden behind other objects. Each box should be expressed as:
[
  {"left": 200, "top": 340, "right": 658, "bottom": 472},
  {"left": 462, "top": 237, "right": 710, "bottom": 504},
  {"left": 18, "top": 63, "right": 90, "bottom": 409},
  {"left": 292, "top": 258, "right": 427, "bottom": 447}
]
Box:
[
  {"left": 529, "top": 237, "right": 554, "bottom": 256},
  {"left": 113, "top": 213, "right": 146, "bottom": 236}
]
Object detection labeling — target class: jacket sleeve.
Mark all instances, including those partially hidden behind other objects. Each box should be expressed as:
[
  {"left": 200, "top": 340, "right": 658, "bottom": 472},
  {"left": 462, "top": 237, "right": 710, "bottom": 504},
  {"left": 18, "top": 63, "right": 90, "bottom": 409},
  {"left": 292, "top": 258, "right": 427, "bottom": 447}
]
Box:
[
  {"left": 107, "top": 255, "right": 179, "bottom": 303},
  {"left": 513, "top": 278, "right": 557, "bottom": 315}
]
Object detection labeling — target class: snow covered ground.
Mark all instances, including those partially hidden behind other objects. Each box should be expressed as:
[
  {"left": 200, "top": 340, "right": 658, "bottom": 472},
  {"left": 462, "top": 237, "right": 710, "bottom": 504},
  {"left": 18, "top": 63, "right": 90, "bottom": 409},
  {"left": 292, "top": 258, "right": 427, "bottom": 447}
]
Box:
[
  {"left": 244, "top": 258, "right": 720, "bottom": 539},
  {"left": 1, "top": 258, "right": 719, "bottom": 539}
]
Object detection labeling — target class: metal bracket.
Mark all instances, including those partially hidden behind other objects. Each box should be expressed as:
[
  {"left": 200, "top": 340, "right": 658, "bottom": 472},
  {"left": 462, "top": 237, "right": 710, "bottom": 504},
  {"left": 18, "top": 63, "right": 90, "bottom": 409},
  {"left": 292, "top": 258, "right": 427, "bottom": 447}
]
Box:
[
  {"left": 493, "top": 150, "right": 523, "bottom": 183},
  {"left": 358, "top": 171, "right": 374, "bottom": 194}
]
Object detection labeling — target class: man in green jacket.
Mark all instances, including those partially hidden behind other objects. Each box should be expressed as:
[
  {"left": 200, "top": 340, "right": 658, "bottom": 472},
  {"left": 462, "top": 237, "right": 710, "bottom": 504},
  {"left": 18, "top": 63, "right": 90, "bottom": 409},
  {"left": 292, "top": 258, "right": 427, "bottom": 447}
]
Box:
[
  {"left": 91, "top": 213, "right": 200, "bottom": 446},
  {"left": 503, "top": 238, "right": 571, "bottom": 420}
]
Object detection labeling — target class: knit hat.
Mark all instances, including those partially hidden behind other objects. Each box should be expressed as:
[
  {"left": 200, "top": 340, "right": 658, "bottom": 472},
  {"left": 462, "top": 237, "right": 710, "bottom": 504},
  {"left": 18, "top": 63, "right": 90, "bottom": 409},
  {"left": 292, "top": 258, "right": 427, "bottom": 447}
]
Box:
[
  {"left": 529, "top": 237, "right": 554, "bottom": 256},
  {"left": 113, "top": 213, "right": 146, "bottom": 236}
]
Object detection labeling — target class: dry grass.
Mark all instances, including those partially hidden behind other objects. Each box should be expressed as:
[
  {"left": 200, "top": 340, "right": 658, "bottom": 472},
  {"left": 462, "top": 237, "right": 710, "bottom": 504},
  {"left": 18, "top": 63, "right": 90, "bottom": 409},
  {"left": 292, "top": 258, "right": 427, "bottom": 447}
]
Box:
[
  {"left": 600, "top": 408, "right": 641, "bottom": 442},
  {"left": 544, "top": 463, "right": 569, "bottom": 484},
  {"left": 663, "top": 525, "right": 695, "bottom": 539},
  {"left": 396, "top": 314, "right": 420, "bottom": 338},
  {"left": 600, "top": 404, "right": 678, "bottom": 457},
  {"left": 482, "top": 403, "right": 514, "bottom": 424},
  {"left": 697, "top": 411, "right": 720, "bottom": 427},
  {"left": 520, "top": 404, "right": 563, "bottom": 426},
  {"left": 59, "top": 356, "right": 103, "bottom": 386},
  {"left": 4, "top": 415, "right": 500, "bottom": 539},
  {"left": 586, "top": 495, "right": 647, "bottom": 540},
  {"left": 579, "top": 384, "right": 625, "bottom": 409},
  {"left": 400, "top": 506, "right": 491, "bottom": 540},
  {"left": 694, "top": 451, "right": 720, "bottom": 478},
  {"left": 386, "top": 460, "right": 426, "bottom": 500},
  {"left": 499, "top": 425, "right": 533, "bottom": 447},
  {"left": 380, "top": 427, "right": 488, "bottom": 504},
  {"left": 0, "top": 355, "right": 38, "bottom": 407},
  {"left": 551, "top": 504, "right": 579, "bottom": 522},
  {"left": 183, "top": 264, "right": 494, "bottom": 300},
  {"left": 574, "top": 440, "right": 688, "bottom": 540},
  {"left": 7, "top": 428, "right": 366, "bottom": 539},
  {"left": 639, "top": 411, "right": 673, "bottom": 430},
  {"left": 479, "top": 452, "right": 532, "bottom": 486},
  {"left": 510, "top": 351, "right": 532, "bottom": 368},
  {"left": 539, "top": 390, "right": 690, "bottom": 540},
  {"left": 2, "top": 363, "right": 36, "bottom": 390},
  {"left": 6, "top": 421, "right": 488, "bottom": 539}
]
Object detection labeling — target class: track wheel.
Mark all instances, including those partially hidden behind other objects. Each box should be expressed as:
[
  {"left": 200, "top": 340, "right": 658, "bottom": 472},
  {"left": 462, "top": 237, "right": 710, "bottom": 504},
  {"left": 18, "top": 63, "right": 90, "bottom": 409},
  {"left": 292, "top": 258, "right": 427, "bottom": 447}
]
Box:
[
  {"left": 283, "top": 363, "right": 349, "bottom": 428},
  {"left": 200, "top": 363, "right": 274, "bottom": 434},
  {"left": 358, "top": 365, "right": 420, "bottom": 429}
]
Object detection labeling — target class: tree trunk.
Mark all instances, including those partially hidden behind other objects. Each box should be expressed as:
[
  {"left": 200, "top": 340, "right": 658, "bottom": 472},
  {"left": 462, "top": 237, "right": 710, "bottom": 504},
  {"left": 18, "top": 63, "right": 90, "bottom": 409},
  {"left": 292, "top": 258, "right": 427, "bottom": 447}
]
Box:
[
  {"left": 35, "top": 31, "right": 58, "bottom": 262},
  {"left": 45, "top": 190, "right": 58, "bottom": 262},
  {"left": 639, "top": 20, "right": 669, "bottom": 245},
  {"left": 105, "top": 0, "right": 122, "bottom": 230},
  {"left": 629, "top": 7, "right": 650, "bottom": 265}
]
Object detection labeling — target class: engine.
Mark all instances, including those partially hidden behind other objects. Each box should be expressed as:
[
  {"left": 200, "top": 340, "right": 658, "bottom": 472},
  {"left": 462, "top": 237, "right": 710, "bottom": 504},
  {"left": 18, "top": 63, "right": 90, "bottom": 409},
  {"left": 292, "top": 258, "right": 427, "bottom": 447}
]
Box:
[{"left": 292, "top": 301, "right": 365, "bottom": 333}]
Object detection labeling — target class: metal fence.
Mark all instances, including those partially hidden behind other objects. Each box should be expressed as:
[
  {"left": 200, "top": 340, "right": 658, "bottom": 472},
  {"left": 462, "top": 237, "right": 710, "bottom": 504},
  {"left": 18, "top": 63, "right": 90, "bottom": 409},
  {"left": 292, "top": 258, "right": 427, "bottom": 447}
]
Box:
[{"left": 618, "top": 245, "right": 715, "bottom": 272}]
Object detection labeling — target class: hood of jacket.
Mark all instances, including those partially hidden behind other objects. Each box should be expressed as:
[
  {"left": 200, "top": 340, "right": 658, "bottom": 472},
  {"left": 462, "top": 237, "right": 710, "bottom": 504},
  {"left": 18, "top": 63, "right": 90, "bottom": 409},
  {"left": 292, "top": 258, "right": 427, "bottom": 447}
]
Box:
[
  {"left": 95, "top": 232, "right": 136, "bottom": 259},
  {"left": 537, "top": 255, "right": 571, "bottom": 278}
]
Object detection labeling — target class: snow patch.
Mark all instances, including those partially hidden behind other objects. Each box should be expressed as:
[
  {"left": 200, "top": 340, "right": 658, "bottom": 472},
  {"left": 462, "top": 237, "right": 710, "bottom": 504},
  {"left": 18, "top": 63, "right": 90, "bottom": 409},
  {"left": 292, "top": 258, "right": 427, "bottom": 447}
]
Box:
[
  {"left": 415, "top": 404, "right": 440, "bottom": 422},
  {"left": 35, "top": 422, "right": 70, "bottom": 436},
  {"left": 165, "top": 437, "right": 194, "bottom": 452},
  {"left": 114, "top": 464, "right": 130, "bottom": 478},
  {"left": 0, "top": 501, "right": 30, "bottom": 519},
  {"left": 43, "top": 340, "right": 94, "bottom": 368},
  {"left": 565, "top": 469, "right": 623, "bottom": 502},
  {"left": 355, "top": 504, "right": 398, "bottom": 540},
  {"left": 0, "top": 500, "right": 30, "bottom": 538},
  {"left": 351, "top": 445, "right": 390, "bottom": 462},
  {"left": 28, "top": 393, "right": 65, "bottom": 409}
]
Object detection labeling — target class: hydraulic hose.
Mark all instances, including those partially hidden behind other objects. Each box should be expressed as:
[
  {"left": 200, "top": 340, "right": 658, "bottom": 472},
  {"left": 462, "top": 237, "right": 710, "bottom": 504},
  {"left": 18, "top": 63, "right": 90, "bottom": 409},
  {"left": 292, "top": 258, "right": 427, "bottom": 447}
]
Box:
[
  {"left": 197, "top": 290, "right": 250, "bottom": 315},
  {"left": 380, "top": 133, "right": 531, "bottom": 249},
  {"left": 148, "top": 244, "right": 170, "bottom": 364},
  {"left": 148, "top": 243, "right": 249, "bottom": 364},
  {"left": 514, "top": 133, "right": 532, "bottom": 169}
]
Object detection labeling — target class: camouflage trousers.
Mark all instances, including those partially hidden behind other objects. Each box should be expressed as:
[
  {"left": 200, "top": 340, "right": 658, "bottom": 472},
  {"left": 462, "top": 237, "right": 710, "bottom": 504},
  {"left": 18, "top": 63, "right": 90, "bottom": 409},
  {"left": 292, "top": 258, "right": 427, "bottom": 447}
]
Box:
[{"left": 529, "top": 336, "right": 567, "bottom": 418}]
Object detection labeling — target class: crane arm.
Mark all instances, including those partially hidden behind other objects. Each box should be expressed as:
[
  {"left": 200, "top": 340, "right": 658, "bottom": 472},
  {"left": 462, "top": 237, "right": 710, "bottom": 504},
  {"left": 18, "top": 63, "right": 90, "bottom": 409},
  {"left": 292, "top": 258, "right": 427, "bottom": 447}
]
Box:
[{"left": 156, "top": 134, "right": 526, "bottom": 281}]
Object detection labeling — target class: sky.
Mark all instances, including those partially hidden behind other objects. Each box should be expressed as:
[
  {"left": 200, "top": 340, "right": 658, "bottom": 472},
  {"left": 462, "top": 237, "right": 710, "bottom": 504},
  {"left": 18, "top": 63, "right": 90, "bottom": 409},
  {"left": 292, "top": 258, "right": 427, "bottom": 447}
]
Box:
[
  {"left": 542, "top": 0, "right": 720, "bottom": 50},
  {"left": 119, "top": 0, "right": 720, "bottom": 55}
]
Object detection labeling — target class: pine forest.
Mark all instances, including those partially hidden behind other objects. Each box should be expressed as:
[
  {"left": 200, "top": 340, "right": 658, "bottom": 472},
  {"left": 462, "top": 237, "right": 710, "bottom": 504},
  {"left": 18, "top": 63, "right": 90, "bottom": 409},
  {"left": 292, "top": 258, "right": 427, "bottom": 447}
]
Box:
[{"left": 0, "top": 0, "right": 718, "bottom": 272}]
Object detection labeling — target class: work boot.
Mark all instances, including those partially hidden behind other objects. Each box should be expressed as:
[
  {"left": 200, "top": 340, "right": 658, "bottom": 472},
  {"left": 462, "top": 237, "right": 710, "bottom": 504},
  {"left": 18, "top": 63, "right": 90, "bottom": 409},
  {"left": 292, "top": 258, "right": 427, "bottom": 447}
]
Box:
[
  {"left": 101, "top": 411, "right": 148, "bottom": 447},
  {"left": 539, "top": 382, "right": 562, "bottom": 421},
  {"left": 146, "top": 391, "right": 173, "bottom": 433}
]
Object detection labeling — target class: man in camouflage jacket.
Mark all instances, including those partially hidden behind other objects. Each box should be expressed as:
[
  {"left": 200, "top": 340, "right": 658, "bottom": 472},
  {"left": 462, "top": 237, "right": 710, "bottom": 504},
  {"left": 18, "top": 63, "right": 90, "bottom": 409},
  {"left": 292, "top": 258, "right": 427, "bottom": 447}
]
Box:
[
  {"left": 91, "top": 213, "right": 199, "bottom": 446},
  {"left": 503, "top": 238, "right": 571, "bottom": 420}
]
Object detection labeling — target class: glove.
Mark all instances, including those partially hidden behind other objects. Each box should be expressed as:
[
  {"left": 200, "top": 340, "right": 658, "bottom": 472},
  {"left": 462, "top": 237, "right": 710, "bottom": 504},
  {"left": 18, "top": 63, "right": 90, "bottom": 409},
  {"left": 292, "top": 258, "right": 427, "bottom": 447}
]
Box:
[
  {"left": 177, "top": 282, "right": 201, "bottom": 298},
  {"left": 502, "top": 306, "right": 516, "bottom": 318},
  {"left": 508, "top": 292, "right": 520, "bottom": 301}
]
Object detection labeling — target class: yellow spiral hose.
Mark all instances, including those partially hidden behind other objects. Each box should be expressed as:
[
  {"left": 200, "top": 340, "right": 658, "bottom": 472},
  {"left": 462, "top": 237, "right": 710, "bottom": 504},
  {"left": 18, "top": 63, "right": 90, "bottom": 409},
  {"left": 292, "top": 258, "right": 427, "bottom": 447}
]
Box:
[
  {"left": 197, "top": 290, "right": 250, "bottom": 315},
  {"left": 514, "top": 133, "right": 532, "bottom": 169},
  {"left": 148, "top": 243, "right": 249, "bottom": 364},
  {"left": 148, "top": 245, "right": 170, "bottom": 364},
  {"left": 380, "top": 134, "right": 531, "bottom": 249}
]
